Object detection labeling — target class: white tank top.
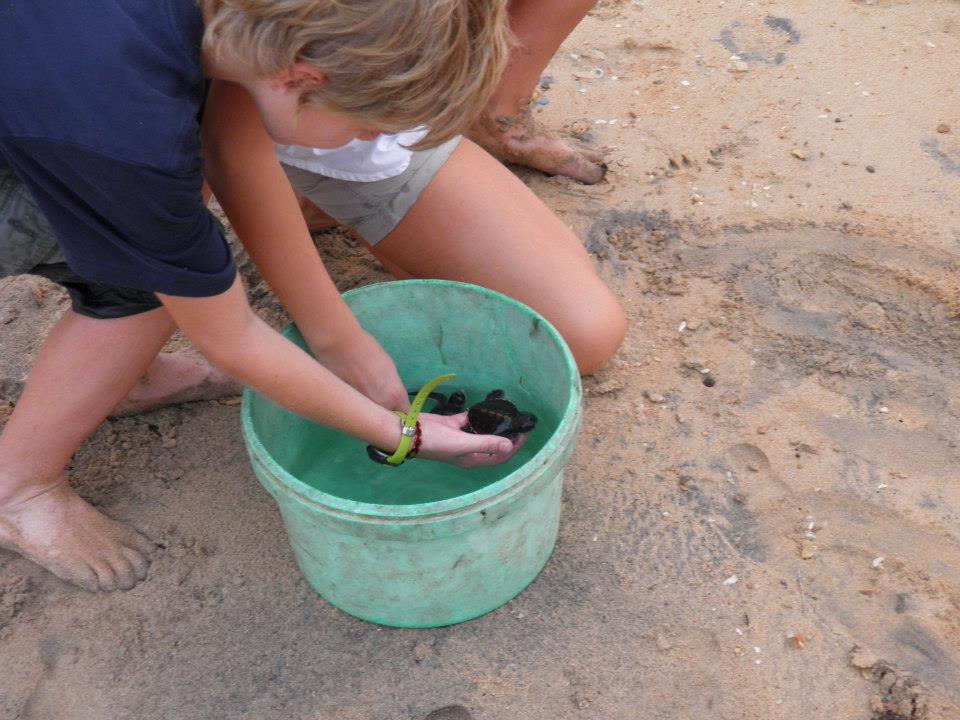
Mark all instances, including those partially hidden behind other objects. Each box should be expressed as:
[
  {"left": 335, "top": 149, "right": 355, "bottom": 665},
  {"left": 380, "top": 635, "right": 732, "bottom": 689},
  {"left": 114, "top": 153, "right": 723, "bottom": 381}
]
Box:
[{"left": 275, "top": 127, "right": 428, "bottom": 183}]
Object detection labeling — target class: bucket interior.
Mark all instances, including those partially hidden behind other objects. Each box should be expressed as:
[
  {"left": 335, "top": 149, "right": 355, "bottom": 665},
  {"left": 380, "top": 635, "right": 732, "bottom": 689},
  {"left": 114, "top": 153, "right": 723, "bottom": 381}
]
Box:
[{"left": 244, "top": 281, "right": 579, "bottom": 506}]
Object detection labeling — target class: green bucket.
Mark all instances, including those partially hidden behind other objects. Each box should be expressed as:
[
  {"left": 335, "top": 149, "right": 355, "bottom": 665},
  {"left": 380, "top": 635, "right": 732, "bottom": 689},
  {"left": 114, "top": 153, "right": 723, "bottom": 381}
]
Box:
[{"left": 241, "top": 280, "right": 582, "bottom": 627}]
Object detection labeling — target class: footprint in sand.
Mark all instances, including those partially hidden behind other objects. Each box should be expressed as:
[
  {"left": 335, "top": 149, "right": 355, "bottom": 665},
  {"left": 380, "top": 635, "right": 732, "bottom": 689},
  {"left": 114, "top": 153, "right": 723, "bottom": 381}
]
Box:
[{"left": 717, "top": 15, "right": 801, "bottom": 67}]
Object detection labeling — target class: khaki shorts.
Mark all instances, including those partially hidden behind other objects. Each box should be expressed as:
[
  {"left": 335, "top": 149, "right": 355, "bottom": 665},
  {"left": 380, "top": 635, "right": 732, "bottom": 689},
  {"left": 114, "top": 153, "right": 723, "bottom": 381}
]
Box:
[{"left": 280, "top": 135, "right": 461, "bottom": 245}]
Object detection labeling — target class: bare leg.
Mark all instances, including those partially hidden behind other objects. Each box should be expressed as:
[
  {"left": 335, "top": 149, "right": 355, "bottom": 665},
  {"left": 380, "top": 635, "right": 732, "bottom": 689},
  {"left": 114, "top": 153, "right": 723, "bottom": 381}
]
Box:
[
  {"left": 468, "top": 0, "right": 607, "bottom": 184},
  {"left": 372, "top": 140, "right": 625, "bottom": 374},
  {"left": 0, "top": 308, "right": 177, "bottom": 591}
]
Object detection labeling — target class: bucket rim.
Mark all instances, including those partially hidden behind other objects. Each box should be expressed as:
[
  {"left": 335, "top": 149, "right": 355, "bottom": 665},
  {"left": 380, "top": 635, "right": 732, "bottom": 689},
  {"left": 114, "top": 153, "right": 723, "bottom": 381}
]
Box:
[{"left": 241, "top": 279, "right": 582, "bottom": 519}]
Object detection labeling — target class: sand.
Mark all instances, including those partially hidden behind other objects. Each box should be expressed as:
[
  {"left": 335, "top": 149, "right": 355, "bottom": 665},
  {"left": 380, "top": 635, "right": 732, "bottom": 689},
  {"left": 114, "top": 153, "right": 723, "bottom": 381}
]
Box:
[{"left": 2, "top": 1, "right": 959, "bottom": 718}]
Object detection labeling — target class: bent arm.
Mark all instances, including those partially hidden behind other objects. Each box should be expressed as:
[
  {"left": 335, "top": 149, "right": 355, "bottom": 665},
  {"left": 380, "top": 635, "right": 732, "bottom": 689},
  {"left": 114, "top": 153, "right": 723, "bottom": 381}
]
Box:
[
  {"left": 201, "top": 80, "right": 408, "bottom": 410},
  {"left": 158, "top": 279, "right": 517, "bottom": 467},
  {"left": 201, "top": 80, "right": 361, "bottom": 356},
  {"left": 158, "top": 277, "right": 402, "bottom": 449}
]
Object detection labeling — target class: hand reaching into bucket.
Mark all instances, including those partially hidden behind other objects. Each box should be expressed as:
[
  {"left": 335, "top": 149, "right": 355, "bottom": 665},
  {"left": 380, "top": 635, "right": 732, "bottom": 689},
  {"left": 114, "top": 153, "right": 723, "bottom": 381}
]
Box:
[
  {"left": 311, "top": 328, "right": 410, "bottom": 412},
  {"left": 365, "top": 375, "right": 534, "bottom": 468},
  {"left": 417, "top": 412, "right": 528, "bottom": 468}
]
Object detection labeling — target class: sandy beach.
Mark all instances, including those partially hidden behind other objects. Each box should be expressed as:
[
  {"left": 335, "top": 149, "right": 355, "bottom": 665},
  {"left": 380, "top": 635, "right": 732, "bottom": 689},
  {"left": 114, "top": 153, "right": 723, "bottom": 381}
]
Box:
[{"left": 2, "top": 1, "right": 959, "bottom": 718}]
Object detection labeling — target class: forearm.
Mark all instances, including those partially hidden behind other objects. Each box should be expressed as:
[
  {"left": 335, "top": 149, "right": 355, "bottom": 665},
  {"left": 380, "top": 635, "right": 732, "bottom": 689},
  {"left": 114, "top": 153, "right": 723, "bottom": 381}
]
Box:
[
  {"left": 202, "top": 80, "right": 361, "bottom": 353},
  {"left": 158, "top": 280, "right": 400, "bottom": 450},
  {"left": 224, "top": 316, "right": 399, "bottom": 447}
]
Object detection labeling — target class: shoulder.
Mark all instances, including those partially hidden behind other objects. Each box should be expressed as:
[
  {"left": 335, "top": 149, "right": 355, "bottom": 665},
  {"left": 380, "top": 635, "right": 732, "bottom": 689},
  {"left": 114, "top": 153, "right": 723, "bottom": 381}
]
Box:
[{"left": 0, "top": 1, "right": 206, "bottom": 172}]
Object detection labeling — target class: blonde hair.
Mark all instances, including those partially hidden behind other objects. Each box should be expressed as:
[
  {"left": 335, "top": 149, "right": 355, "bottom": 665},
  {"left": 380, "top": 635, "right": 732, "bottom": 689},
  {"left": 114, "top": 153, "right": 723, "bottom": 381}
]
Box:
[{"left": 202, "top": 0, "right": 511, "bottom": 149}]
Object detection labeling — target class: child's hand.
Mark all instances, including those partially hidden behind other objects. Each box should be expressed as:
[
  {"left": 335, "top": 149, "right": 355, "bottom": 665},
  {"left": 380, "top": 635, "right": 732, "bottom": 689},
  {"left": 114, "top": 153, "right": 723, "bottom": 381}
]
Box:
[
  {"left": 416, "top": 412, "right": 528, "bottom": 468},
  {"left": 312, "top": 330, "right": 410, "bottom": 412}
]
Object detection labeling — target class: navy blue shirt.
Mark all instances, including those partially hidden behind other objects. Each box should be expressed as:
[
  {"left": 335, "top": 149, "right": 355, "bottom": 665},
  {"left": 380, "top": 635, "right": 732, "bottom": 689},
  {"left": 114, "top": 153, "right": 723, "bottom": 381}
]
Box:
[{"left": 0, "top": 0, "right": 235, "bottom": 296}]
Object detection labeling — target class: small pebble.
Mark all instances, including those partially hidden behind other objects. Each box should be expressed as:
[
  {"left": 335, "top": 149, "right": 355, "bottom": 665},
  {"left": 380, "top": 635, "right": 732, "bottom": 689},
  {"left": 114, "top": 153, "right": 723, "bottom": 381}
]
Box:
[
  {"left": 872, "top": 556, "right": 885, "bottom": 569},
  {"left": 866, "top": 165, "right": 876, "bottom": 173},
  {"left": 579, "top": 48, "right": 607, "bottom": 61},
  {"left": 413, "top": 641, "right": 434, "bottom": 663},
  {"left": 791, "top": 148, "right": 807, "bottom": 160},
  {"left": 573, "top": 67, "right": 604, "bottom": 80},
  {"left": 723, "top": 575, "right": 739, "bottom": 585},
  {"left": 850, "top": 647, "right": 879, "bottom": 669},
  {"left": 936, "top": 123, "right": 951, "bottom": 134}
]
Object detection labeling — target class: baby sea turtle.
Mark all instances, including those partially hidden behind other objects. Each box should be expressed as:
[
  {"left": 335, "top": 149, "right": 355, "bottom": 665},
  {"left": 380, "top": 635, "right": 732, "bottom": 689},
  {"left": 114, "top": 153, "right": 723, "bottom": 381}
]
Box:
[{"left": 415, "top": 389, "right": 537, "bottom": 440}]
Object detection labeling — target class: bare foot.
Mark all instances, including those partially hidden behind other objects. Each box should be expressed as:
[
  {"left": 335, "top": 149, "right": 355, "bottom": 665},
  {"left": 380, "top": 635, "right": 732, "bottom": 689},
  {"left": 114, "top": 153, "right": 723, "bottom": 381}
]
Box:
[
  {"left": 468, "top": 107, "right": 607, "bottom": 184},
  {"left": 0, "top": 480, "right": 156, "bottom": 591},
  {"left": 111, "top": 348, "right": 242, "bottom": 417}
]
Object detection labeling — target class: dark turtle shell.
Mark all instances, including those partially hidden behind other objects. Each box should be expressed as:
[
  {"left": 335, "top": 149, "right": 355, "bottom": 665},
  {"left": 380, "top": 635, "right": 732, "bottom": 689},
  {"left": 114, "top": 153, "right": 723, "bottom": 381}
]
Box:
[
  {"left": 465, "top": 396, "right": 537, "bottom": 438},
  {"left": 411, "top": 386, "right": 537, "bottom": 438},
  {"left": 467, "top": 398, "right": 522, "bottom": 435}
]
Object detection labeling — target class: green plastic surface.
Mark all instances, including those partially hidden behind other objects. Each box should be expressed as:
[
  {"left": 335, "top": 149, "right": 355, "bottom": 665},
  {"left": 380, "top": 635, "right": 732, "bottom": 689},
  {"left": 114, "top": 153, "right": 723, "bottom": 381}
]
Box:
[{"left": 241, "top": 280, "right": 582, "bottom": 627}]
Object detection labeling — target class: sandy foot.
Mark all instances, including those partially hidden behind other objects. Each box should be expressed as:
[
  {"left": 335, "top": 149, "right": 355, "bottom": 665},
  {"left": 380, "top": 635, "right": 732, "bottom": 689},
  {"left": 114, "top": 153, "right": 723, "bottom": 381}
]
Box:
[
  {"left": 0, "top": 481, "right": 155, "bottom": 591},
  {"left": 469, "top": 107, "right": 607, "bottom": 184},
  {"left": 111, "top": 348, "right": 242, "bottom": 417}
]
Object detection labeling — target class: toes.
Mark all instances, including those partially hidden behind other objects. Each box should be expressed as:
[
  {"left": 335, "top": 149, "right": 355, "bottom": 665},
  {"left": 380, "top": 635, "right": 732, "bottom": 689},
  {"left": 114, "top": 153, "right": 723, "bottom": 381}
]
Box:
[
  {"left": 90, "top": 560, "right": 118, "bottom": 592},
  {"left": 568, "top": 138, "right": 606, "bottom": 165},
  {"left": 107, "top": 553, "right": 138, "bottom": 591},
  {"left": 62, "top": 564, "right": 102, "bottom": 593},
  {"left": 118, "top": 526, "right": 158, "bottom": 558},
  {"left": 120, "top": 546, "right": 150, "bottom": 583},
  {"left": 562, "top": 155, "right": 607, "bottom": 185}
]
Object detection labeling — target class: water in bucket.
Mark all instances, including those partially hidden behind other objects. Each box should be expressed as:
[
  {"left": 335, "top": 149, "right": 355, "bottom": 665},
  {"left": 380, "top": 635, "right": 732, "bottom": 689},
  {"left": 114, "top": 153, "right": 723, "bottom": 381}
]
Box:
[{"left": 286, "top": 383, "right": 559, "bottom": 505}]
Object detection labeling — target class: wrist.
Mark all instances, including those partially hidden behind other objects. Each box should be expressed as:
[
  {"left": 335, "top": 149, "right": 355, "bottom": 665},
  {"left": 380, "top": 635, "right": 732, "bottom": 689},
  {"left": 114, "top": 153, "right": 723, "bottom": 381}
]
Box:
[{"left": 370, "top": 406, "right": 404, "bottom": 452}]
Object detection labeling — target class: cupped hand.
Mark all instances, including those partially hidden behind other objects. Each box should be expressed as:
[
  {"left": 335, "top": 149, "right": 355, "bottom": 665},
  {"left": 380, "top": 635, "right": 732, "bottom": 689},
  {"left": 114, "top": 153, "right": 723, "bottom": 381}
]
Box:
[
  {"left": 416, "top": 412, "right": 528, "bottom": 468},
  {"left": 311, "top": 329, "right": 410, "bottom": 412}
]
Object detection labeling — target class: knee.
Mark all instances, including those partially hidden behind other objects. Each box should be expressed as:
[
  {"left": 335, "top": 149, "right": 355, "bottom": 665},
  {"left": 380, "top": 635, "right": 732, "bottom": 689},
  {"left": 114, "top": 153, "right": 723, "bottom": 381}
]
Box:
[{"left": 559, "top": 288, "right": 627, "bottom": 376}]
